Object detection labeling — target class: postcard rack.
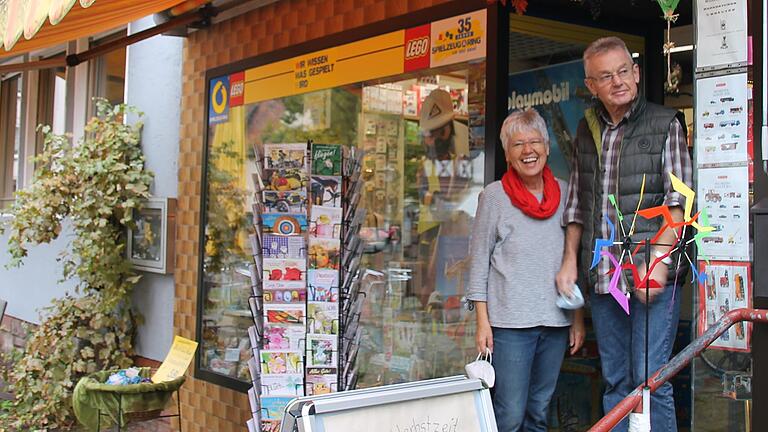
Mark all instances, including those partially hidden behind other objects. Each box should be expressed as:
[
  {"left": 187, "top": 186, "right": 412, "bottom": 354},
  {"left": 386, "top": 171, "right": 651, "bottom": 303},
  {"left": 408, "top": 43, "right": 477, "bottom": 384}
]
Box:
[{"left": 243, "top": 141, "right": 367, "bottom": 432}]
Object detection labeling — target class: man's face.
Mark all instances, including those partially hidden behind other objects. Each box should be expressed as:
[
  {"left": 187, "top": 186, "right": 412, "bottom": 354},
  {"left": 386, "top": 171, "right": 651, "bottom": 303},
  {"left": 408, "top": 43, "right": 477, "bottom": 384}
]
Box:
[
  {"left": 423, "top": 122, "right": 452, "bottom": 155},
  {"left": 424, "top": 122, "right": 451, "bottom": 143},
  {"left": 584, "top": 48, "right": 640, "bottom": 114}
]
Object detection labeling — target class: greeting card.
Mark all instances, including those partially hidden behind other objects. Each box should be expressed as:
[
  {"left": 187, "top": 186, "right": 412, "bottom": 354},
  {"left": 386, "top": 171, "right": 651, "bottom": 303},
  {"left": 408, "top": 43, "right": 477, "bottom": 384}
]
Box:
[
  {"left": 263, "top": 234, "right": 305, "bottom": 259},
  {"left": 262, "top": 213, "right": 307, "bottom": 236},
  {"left": 259, "top": 350, "right": 303, "bottom": 374},
  {"left": 263, "top": 325, "right": 305, "bottom": 350},
  {"left": 260, "top": 374, "right": 304, "bottom": 397},
  {"left": 310, "top": 175, "right": 342, "bottom": 207},
  {"left": 263, "top": 304, "right": 305, "bottom": 326},
  {"left": 311, "top": 143, "right": 342, "bottom": 176},
  {"left": 309, "top": 206, "right": 342, "bottom": 239},
  {"left": 260, "top": 396, "right": 295, "bottom": 420},
  {"left": 307, "top": 269, "right": 339, "bottom": 302},
  {"left": 263, "top": 287, "right": 307, "bottom": 304},
  {"left": 308, "top": 238, "right": 341, "bottom": 270},
  {"left": 306, "top": 334, "right": 338, "bottom": 368},
  {"left": 308, "top": 302, "right": 339, "bottom": 335},
  {"left": 264, "top": 143, "right": 307, "bottom": 171}
]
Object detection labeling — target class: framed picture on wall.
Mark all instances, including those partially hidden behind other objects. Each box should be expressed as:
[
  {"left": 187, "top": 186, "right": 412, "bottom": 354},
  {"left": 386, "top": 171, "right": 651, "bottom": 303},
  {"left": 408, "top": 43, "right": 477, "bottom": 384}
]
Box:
[{"left": 127, "top": 198, "right": 176, "bottom": 274}]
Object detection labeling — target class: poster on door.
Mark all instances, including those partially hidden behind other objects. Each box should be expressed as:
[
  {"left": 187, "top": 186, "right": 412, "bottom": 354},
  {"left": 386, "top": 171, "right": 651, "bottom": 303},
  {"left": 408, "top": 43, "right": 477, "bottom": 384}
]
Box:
[
  {"left": 697, "top": 261, "right": 751, "bottom": 352},
  {"left": 695, "top": 74, "right": 748, "bottom": 166},
  {"left": 697, "top": 166, "right": 749, "bottom": 261},
  {"left": 508, "top": 60, "right": 590, "bottom": 180},
  {"left": 695, "top": 0, "right": 748, "bottom": 70}
]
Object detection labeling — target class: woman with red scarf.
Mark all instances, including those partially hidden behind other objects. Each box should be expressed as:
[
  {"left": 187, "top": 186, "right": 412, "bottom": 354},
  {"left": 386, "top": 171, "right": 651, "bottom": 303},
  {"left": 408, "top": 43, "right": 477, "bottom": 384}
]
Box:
[{"left": 466, "top": 108, "right": 585, "bottom": 432}]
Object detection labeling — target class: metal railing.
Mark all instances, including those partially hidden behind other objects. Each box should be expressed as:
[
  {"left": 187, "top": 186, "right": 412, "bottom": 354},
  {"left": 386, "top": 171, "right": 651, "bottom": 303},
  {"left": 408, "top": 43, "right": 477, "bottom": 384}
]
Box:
[{"left": 589, "top": 308, "right": 768, "bottom": 432}]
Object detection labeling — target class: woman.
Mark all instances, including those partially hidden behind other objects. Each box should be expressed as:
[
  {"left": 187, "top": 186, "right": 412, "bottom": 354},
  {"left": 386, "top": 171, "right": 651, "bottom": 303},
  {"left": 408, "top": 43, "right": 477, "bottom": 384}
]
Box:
[{"left": 466, "top": 108, "right": 585, "bottom": 432}]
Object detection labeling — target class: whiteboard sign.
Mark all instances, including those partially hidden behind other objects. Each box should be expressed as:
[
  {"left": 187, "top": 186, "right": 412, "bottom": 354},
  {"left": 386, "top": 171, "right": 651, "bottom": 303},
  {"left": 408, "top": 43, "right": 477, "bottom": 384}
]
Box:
[
  {"left": 323, "top": 391, "right": 480, "bottom": 432},
  {"left": 281, "top": 376, "right": 496, "bottom": 432}
]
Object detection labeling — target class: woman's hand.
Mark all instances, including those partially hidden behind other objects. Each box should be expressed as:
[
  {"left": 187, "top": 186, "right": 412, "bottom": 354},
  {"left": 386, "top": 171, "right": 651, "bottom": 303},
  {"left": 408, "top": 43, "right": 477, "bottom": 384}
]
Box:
[
  {"left": 569, "top": 309, "right": 585, "bottom": 355},
  {"left": 474, "top": 301, "right": 493, "bottom": 353},
  {"left": 476, "top": 322, "right": 494, "bottom": 354}
]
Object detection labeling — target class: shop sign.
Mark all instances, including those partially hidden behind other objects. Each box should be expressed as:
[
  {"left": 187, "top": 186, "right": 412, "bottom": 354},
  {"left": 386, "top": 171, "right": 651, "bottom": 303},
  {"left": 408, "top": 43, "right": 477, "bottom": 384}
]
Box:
[
  {"left": 208, "top": 75, "right": 230, "bottom": 124},
  {"left": 430, "top": 9, "right": 487, "bottom": 68},
  {"left": 404, "top": 24, "right": 431, "bottom": 72},
  {"left": 240, "top": 10, "right": 487, "bottom": 105},
  {"left": 229, "top": 71, "right": 245, "bottom": 107},
  {"left": 243, "top": 30, "right": 404, "bottom": 104}
]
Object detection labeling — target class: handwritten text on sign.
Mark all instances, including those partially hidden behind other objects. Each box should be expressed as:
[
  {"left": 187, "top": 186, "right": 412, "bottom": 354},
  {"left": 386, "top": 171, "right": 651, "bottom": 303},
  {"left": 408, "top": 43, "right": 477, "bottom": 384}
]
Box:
[
  {"left": 151, "top": 336, "right": 198, "bottom": 383},
  {"left": 320, "top": 391, "right": 481, "bottom": 432}
]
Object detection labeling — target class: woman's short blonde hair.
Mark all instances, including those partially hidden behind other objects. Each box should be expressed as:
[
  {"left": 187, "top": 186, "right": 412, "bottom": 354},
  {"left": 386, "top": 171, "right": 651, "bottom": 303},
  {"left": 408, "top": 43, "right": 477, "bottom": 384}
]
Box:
[{"left": 499, "top": 108, "right": 549, "bottom": 153}]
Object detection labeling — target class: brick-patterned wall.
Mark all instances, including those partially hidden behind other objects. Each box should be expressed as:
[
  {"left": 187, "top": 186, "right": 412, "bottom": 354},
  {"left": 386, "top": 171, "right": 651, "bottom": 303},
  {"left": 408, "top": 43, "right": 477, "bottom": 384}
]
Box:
[
  {"left": 176, "top": 1, "right": 456, "bottom": 431},
  {"left": 0, "top": 315, "right": 32, "bottom": 354}
]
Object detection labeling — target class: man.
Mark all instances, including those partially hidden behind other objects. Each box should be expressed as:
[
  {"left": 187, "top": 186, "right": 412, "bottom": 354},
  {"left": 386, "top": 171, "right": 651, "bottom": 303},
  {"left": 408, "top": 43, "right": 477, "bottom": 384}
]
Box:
[
  {"left": 556, "top": 37, "right": 692, "bottom": 432},
  {"left": 417, "top": 89, "right": 471, "bottom": 304},
  {"left": 419, "top": 88, "right": 470, "bottom": 206}
]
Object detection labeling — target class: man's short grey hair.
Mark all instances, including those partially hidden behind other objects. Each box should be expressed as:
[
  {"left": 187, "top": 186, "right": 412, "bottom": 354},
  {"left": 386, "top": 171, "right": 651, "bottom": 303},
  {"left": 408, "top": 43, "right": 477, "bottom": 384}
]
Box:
[
  {"left": 583, "top": 36, "right": 634, "bottom": 75},
  {"left": 500, "top": 108, "right": 549, "bottom": 153}
]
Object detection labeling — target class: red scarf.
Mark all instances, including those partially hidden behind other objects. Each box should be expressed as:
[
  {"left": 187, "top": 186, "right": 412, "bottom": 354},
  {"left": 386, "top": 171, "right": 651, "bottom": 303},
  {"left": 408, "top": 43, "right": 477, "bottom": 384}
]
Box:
[{"left": 501, "top": 165, "right": 561, "bottom": 219}]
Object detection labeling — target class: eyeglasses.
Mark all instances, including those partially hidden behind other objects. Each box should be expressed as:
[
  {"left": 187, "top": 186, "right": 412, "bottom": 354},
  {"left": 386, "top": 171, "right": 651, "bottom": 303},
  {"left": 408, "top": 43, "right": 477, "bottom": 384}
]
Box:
[
  {"left": 509, "top": 139, "right": 546, "bottom": 151},
  {"left": 587, "top": 65, "right": 634, "bottom": 87}
]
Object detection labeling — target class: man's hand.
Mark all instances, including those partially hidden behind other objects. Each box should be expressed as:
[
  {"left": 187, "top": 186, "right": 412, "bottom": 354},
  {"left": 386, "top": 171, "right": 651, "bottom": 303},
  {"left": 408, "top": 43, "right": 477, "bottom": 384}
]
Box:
[
  {"left": 556, "top": 260, "right": 577, "bottom": 298},
  {"left": 558, "top": 223, "right": 583, "bottom": 298},
  {"left": 476, "top": 322, "right": 493, "bottom": 354},
  {"left": 635, "top": 256, "right": 669, "bottom": 304},
  {"left": 569, "top": 309, "right": 585, "bottom": 355}
]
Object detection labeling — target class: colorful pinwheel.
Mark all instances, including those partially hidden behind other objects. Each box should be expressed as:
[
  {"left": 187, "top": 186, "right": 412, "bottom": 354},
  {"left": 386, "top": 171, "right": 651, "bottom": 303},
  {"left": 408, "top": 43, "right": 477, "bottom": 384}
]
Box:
[{"left": 591, "top": 173, "right": 714, "bottom": 314}]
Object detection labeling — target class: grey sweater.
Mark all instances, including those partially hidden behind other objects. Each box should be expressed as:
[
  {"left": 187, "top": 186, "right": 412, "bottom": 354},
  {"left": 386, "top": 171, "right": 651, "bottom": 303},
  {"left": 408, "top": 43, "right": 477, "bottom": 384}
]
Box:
[{"left": 466, "top": 180, "right": 572, "bottom": 328}]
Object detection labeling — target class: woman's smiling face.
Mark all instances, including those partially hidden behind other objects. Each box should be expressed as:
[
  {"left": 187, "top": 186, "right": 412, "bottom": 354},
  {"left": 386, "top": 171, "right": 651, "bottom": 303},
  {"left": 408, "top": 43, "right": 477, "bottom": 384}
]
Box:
[{"left": 505, "top": 129, "right": 549, "bottom": 183}]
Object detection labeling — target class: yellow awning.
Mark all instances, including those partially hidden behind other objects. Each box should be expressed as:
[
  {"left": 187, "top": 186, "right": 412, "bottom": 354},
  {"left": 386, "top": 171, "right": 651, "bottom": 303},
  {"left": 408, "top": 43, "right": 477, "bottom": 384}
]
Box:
[{"left": 0, "top": 0, "right": 193, "bottom": 57}]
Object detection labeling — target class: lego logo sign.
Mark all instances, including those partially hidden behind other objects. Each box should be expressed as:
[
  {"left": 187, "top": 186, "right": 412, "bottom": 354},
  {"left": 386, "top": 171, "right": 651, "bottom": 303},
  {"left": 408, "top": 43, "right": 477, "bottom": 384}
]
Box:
[
  {"left": 404, "top": 24, "right": 430, "bottom": 72},
  {"left": 405, "top": 37, "right": 429, "bottom": 59},
  {"left": 229, "top": 71, "right": 245, "bottom": 107}
]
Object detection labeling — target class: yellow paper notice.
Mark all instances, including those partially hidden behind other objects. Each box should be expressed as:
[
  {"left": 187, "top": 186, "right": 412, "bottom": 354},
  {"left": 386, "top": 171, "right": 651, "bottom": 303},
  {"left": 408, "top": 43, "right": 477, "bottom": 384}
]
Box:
[{"left": 151, "top": 336, "right": 199, "bottom": 383}]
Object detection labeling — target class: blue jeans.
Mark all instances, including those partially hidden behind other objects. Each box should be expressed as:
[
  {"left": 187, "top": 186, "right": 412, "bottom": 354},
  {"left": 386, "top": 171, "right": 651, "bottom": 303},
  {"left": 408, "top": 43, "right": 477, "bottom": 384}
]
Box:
[
  {"left": 590, "top": 283, "right": 681, "bottom": 432},
  {"left": 491, "top": 326, "right": 569, "bottom": 432}
]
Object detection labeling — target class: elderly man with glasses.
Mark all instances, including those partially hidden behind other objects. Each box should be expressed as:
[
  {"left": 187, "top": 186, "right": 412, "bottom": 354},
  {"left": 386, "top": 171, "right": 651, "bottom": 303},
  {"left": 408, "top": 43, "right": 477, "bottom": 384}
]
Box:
[{"left": 556, "top": 37, "right": 692, "bottom": 432}]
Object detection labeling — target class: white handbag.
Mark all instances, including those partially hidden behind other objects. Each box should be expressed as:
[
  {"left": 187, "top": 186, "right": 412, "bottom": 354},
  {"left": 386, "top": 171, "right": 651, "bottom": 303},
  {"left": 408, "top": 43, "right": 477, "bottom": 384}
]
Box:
[{"left": 465, "top": 348, "right": 495, "bottom": 388}]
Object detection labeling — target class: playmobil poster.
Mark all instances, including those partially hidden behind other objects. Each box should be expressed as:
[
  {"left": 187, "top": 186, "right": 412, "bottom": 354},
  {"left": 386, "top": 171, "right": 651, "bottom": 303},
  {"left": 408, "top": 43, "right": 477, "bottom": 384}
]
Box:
[{"left": 508, "top": 60, "right": 592, "bottom": 180}]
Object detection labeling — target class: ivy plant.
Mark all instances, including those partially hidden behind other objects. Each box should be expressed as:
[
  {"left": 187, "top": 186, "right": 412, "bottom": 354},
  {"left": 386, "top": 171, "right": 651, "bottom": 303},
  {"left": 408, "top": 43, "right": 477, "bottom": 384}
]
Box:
[{"left": 0, "top": 99, "right": 153, "bottom": 430}]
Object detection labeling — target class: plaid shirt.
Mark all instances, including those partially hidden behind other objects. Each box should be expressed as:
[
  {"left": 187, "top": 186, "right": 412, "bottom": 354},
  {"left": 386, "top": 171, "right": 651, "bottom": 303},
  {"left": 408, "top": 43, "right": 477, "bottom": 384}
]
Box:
[{"left": 562, "top": 101, "right": 693, "bottom": 294}]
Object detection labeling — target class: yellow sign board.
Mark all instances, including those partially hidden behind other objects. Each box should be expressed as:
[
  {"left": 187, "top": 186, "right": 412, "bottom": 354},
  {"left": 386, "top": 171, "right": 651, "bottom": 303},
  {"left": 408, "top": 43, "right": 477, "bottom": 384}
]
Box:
[
  {"left": 233, "top": 10, "right": 488, "bottom": 106},
  {"left": 430, "top": 10, "right": 487, "bottom": 67},
  {"left": 244, "top": 30, "right": 405, "bottom": 105},
  {"left": 151, "top": 336, "right": 199, "bottom": 383}
]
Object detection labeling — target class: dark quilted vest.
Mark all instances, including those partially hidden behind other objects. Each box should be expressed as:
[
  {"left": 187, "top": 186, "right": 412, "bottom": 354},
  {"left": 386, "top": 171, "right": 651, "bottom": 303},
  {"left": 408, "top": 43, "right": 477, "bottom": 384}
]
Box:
[{"left": 575, "top": 99, "right": 688, "bottom": 291}]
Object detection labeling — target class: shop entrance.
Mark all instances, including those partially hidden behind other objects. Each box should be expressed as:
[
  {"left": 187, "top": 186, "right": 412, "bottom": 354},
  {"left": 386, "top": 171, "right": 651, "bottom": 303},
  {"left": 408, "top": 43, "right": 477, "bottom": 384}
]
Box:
[{"left": 353, "top": 64, "right": 487, "bottom": 387}]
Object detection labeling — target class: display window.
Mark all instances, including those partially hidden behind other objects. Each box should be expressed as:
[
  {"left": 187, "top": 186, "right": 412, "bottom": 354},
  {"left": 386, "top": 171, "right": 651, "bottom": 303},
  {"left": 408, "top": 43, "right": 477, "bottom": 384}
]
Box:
[{"left": 198, "top": 9, "right": 488, "bottom": 390}]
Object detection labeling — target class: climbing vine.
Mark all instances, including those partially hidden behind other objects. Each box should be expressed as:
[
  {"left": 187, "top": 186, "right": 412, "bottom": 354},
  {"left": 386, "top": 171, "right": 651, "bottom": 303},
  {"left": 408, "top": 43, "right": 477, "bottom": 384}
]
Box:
[{"left": 0, "top": 99, "right": 153, "bottom": 429}]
